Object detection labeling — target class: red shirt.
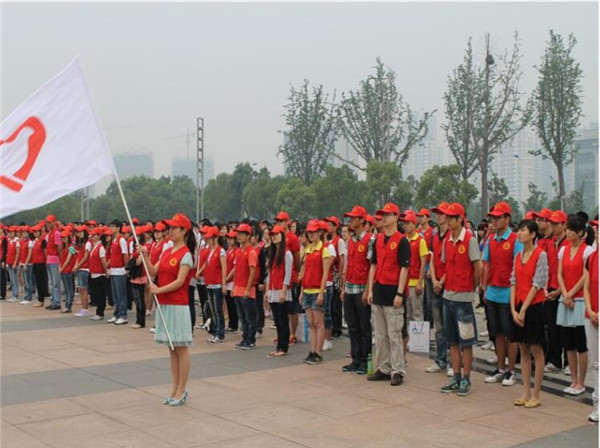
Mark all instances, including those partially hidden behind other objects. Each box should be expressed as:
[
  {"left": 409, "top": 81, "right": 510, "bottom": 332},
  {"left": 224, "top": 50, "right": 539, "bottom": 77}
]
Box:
[
  {"left": 514, "top": 247, "right": 546, "bottom": 306},
  {"left": 234, "top": 245, "right": 258, "bottom": 298},
  {"left": 407, "top": 233, "right": 424, "bottom": 281},
  {"left": 586, "top": 250, "right": 598, "bottom": 317},
  {"left": 156, "top": 246, "right": 192, "bottom": 306}
]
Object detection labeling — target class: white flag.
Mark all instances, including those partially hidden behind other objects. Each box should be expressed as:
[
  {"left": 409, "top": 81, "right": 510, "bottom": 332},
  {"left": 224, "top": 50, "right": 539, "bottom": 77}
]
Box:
[{"left": 0, "top": 58, "right": 114, "bottom": 219}]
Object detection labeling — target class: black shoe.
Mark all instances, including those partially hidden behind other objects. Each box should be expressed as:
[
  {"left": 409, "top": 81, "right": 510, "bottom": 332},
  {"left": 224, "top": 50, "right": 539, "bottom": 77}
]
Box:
[
  {"left": 390, "top": 373, "right": 404, "bottom": 386},
  {"left": 356, "top": 363, "right": 367, "bottom": 375},
  {"left": 46, "top": 304, "right": 61, "bottom": 310},
  {"left": 332, "top": 331, "right": 343, "bottom": 339},
  {"left": 367, "top": 370, "right": 391, "bottom": 381},
  {"left": 303, "top": 352, "right": 316, "bottom": 364},
  {"left": 234, "top": 341, "right": 246, "bottom": 350},
  {"left": 342, "top": 362, "right": 359, "bottom": 373},
  {"left": 306, "top": 354, "right": 323, "bottom": 365}
]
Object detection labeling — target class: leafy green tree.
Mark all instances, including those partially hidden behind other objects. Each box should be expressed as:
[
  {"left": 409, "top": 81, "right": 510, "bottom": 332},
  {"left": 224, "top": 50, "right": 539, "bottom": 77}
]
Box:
[
  {"left": 203, "top": 173, "right": 236, "bottom": 221},
  {"left": 274, "top": 178, "right": 316, "bottom": 222},
  {"left": 231, "top": 163, "right": 258, "bottom": 218},
  {"left": 5, "top": 193, "right": 83, "bottom": 224},
  {"left": 364, "top": 160, "right": 412, "bottom": 210},
  {"left": 488, "top": 173, "right": 522, "bottom": 222},
  {"left": 243, "top": 168, "right": 286, "bottom": 220},
  {"left": 548, "top": 185, "right": 585, "bottom": 214},
  {"left": 311, "top": 165, "right": 366, "bottom": 217},
  {"left": 278, "top": 81, "right": 337, "bottom": 185},
  {"left": 522, "top": 182, "right": 548, "bottom": 213},
  {"left": 337, "top": 58, "right": 433, "bottom": 170},
  {"left": 530, "top": 31, "right": 583, "bottom": 203},
  {"left": 414, "top": 165, "right": 478, "bottom": 210}
]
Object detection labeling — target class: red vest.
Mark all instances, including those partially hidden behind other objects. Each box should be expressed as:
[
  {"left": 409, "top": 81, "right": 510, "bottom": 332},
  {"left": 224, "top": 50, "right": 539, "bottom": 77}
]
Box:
[
  {"left": 269, "top": 250, "right": 290, "bottom": 291},
  {"left": 60, "top": 245, "right": 78, "bottom": 274},
  {"left": 234, "top": 245, "right": 255, "bottom": 289},
  {"left": 226, "top": 247, "right": 237, "bottom": 278},
  {"left": 547, "top": 236, "right": 568, "bottom": 290},
  {"left": 444, "top": 231, "right": 475, "bottom": 293},
  {"left": 32, "top": 238, "right": 46, "bottom": 264},
  {"left": 331, "top": 235, "right": 342, "bottom": 272},
  {"left": 204, "top": 246, "right": 224, "bottom": 285},
  {"left": 286, "top": 231, "right": 300, "bottom": 283},
  {"left": 515, "top": 247, "right": 546, "bottom": 306},
  {"left": 431, "top": 229, "right": 448, "bottom": 280},
  {"left": 561, "top": 242, "right": 587, "bottom": 299},
  {"left": 89, "top": 244, "right": 106, "bottom": 275},
  {"left": 157, "top": 246, "right": 191, "bottom": 306},
  {"left": 150, "top": 240, "right": 167, "bottom": 265},
  {"left": 488, "top": 231, "right": 517, "bottom": 288},
  {"left": 374, "top": 231, "right": 404, "bottom": 286},
  {"left": 587, "top": 250, "right": 598, "bottom": 317},
  {"left": 346, "top": 232, "right": 372, "bottom": 285},
  {"left": 253, "top": 246, "right": 261, "bottom": 286},
  {"left": 303, "top": 243, "right": 325, "bottom": 290},
  {"left": 76, "top": 241, "right": 90, "bottom": 270},
  {"left": 536, "top": 235, "right": 553, "bottom": 254},
  {"left": 6, "top": 239, "right": 18, "bottom": 265},
  {"left": 46, "top": 229, "right": 59, "bottom": 257},
  {"left": 19, "top": 238, "right": 30, "bottom": 263},
  {"left": 0, "top": 235, "right": 4, "bottom": 260},
  {"left": 407, "top": 233, "right": 424, "bottom": 281},
  {"left": 110, "top": 236, "right": 126, "bottom": 269}
]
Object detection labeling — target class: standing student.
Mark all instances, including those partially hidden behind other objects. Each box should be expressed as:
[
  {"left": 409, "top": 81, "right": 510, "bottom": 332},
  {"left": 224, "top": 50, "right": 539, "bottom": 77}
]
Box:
[
  {"left": 342, "top": 205, "right": 372, "bottom": 374},
  {"left": 224, "top": 231, "right": 239, "bottom": 332},
  {"left": 325, "top": 216, "right": 346, "bottom": 339},
  {"left": 400, "top": 210, "right": 428, "bottom": 323},
  {"left": 510, "top": 220, "right": 548, "bottom": 409},
  {"left": 89, "top": 228, "right": 109, "bottom": 321},
  {"left": 107, "top": 220, "right": 130, "bottom": 325},
  {"left": 195, "top": 231, "right": 210, "bottom": 330},
  {"left": 44, "top": 215, "right": 63, "bottom": 310},
  {"left": 19, "top": 227, "right": 34, "bottom": 304},
  {"left": 533, "top": 208, "right": 555, "bottom": 253},
  {"left": 31, "top": 226, "right": 48, "bottom": 307},
  {"left": 199, "top": 226, "right": 227, "bottom": 342},
  {"left": 483, "top": 202, "right": 522, "bottom": 387},
  {"left": 367, "top": 203, "right": 410, "bottom": 386},
  {"left": 59, "top": 230, "right": 78, "bottom": 313},
  {"left": 426, "top": 202, "right": 453, "bottom": 376},
  {"left": 417, "top": 208, "right": 434, "bottom": 330},
  {"left": 129, "top": 226, "right": 148, "bottom": 329},
  {"left": 233, "top": 223, "right": 258, "bottom": 350},
  {"left": 300, "top": 219, "right": 333, "bottom": 365},
  {"left": 439, "top": 202, "right": 482, "bottom": 396},
  {"left": 260, "top": 227, "right": 272, "bottom": 322},
  {"left": 141, "top": 213, "right": 195, "bottom": 406},
  {"left": 556, "top": 215, "right": 593, "bottom": 396},
  {"left": 583, "top": 220, "right": 598, "bottom": 422},
  {"left": 0, "top": 225, "right": 7, "bottom": 300},
  {"left": 252, "top": 227, "right": 266, "bottom": 338},
  {"left": 73, "top": 226, "right": 91, "bottom": 316},
  {"left": 318, "top": 221, "right": 337, "bottom": 352},
  {"left": 6, "top": 226, "right": 20, "bottom": 302},
  {"left": 266, "top": 225, "right": 293, "bottom": 357}
]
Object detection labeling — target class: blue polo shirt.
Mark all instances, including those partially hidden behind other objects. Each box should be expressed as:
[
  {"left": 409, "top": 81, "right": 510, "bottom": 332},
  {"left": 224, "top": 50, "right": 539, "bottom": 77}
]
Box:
[{"left": 483, "top": 228, "right": 523, "bottom": 304}]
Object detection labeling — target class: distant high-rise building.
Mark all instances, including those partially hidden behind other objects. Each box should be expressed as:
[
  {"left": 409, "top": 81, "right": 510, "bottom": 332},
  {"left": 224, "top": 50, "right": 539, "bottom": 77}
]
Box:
[
  {"left": 204, "top": 155, "right": 215, "bottom": 183},
  {"left": 113, "top": 153, "right": 154, "bottom": 179},
  {"left": 574, "top": 124, "right": 599, "bottom": 212},
  {"left": 171, "top": 157, "right": 196, "bottom": 181}
]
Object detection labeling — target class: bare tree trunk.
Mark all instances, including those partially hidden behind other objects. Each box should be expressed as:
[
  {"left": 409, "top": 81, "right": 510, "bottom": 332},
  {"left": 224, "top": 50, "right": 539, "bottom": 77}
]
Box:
[
  {"left": 481, "top": 168, "right": 489, "bottom": 215},
  {"left": 557, "top": 165, "right": 566, "bottom": 211},
  {"left": 481, "top": 34, "right": 492, "bottom": 216}
]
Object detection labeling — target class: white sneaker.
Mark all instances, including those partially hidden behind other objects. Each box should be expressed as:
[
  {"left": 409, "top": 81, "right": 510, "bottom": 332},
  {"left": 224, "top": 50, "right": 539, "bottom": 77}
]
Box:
[
  {"left": 544, "top": 363, "right": 561, "bottom": 373},
  {"left": 322, "top": 340, "right": 333, "bottom": 351},
  {"left": 425, "top": 363, "right": 441, "bottom": 373},
  {"left": 149, "top": 327, "right": 156, "bottom": 334},
  {"left": 90, "top": 315, "right": 103, "bottom": 321},
  {"left": 588, "top": 405, "right": 599, "bottom": 423},
  {"left": 19, "top": 300, "right": 31, "bottom": 305},
  {"left": 485, "top": 369, "right": 505, "bottom": 383},
  {"left": 446, "top": 367, "right": 454, "bottom": 377},
  {"left": 563, "top": 366, "right": 571, "bottom": 376},
  {"left": 486, "top": 355, "right": 498, "bottom": 365},
  {"left": 481, "top": 341, "right": 494, "bottom": 351},
  {"left": 107, "top": 317, "right": 117, "bottom": 323},
  {"left": 75, "top": 309, "right": 90, "bottom": 317},
  {"left": 7, "top": 298, "right": 19, "bottom": 303},
  {"left": 114, "top": 318, "right": 128, "bottom": 325},
  {"left": 479, "top": 330, "right": 489, "bottom": 337},
  {"left": 501, "top": 371, "right": 517, "bottom": 387}
]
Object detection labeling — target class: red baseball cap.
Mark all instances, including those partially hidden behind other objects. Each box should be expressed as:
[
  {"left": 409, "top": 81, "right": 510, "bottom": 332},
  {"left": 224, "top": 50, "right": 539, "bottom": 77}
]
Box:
[
  {"left": 416, "top": 208, "right": 431, "bottom": 217},
  {"left": 204, "top": 226, "right": 220, "bottom": 238},
  {"left": 431, "top": 202, "right": 450, "bottom": 214},
  {"left": 90, "top": 227, "right": 103, "bottom": 236},
  {"left": 590, "top": 220, "right": 598, "bottom": 227},
  {"left": 274, "top": 211, "right": 290, "bottom": 222},
  {"left": 226, "top": 230, "right": 238, "bottom": 238},
  {"left": 443, "top": 202, "right": 466, "bottom": 218},
  {"left": 344, "top": 205, "right": 367, "bottom": 219},
  {"left": 132, "top": 217, "right": 140, "bottom": 225},
  {"left": 154, "top": 222, "right": 167, "bottom": 232},
  {"left": 122, "top": 225, "right": 132, "bottom": 234},
  {"left": 75, "top": 225, "right": 87, "bottom": 232},
  {"left": 236, "top": 223, "right": 253, "bottom": 234},
  {"left": 165, "top": 213, "right": 192, "bottom": 231},
  {"left": 400, "top": 210, "right": 418, "bottom": 224},
  {"left": 375, "top": 215, "right": 382, "bottom": 221},
  {"left": 46, "top": 214, "right": 56, "bottom": 223},
  {"left": 548, "top": 210, "right": 567, "bottom": 224},
  {"left": 488, "top": 201, "right": 512, "bottom": 217},
  {"left": 270, "top": 225, "right": 285, "bottom": 235},
  {"left": 532, "top": 208, "right": 553, "bottom": 220},
  {"left": 365, "top": 215, "right": 376, "bottom": 226},
  {"left": 60, "top": 230, "right": 71, "bottom": 238},
  {"left": 86, "top": 220, "right": 98, "bottom": 226},
  {"left": 375, "top": 202, "right": 400, "bottom": 216},
  {"left": 38, "top": 220, "right": 46, "bottom": 227},
  {"left": 324, "top": 216, "right": 340, "bottom": 227},
  {"left": 524, "top": 211, "right": 535, "bottom": 220},
  {"left": 103, "top": 228, "right": 112, "bottom": 236},
  {"left": 306, "top": 219, "right": 321, "bottom": 232}
]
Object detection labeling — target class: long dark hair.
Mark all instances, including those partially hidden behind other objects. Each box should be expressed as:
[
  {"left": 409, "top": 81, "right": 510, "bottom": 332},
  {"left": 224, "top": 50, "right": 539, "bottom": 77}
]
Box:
[
  {"left": 268, "top": 232, "right": 287, "bottom": 270},
  {"left": 185, "top": 229, "right": 197, "bottom": 254},
  {"left": 76, "top": 230, "right": 89, "bottom": 248}
]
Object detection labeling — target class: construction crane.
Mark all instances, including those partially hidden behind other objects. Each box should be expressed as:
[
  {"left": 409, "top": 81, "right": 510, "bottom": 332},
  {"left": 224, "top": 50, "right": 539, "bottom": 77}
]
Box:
[{"left": 164, "top": 129, "right": 194, "bottom": 159}]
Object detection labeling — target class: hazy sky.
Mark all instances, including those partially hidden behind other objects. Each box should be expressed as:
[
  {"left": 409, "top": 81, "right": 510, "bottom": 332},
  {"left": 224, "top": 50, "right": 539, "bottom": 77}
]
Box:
[{"left": 2, "top": 2, "right": 598, "bottom": 180}]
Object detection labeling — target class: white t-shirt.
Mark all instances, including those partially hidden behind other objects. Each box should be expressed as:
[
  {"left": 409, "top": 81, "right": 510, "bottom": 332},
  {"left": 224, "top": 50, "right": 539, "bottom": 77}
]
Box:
[
  {"left": 326, "top": 242, "right": 337, "bottom": 287},
  {"left": 110, "top": 237, "right": 129, "bottom": 276},
  {"left": 557, "top": 245, "right": 594, "bottom": 262}
]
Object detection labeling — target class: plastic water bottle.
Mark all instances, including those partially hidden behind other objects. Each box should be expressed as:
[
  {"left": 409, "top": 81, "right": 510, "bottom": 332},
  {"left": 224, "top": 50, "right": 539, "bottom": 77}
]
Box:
[{"left": 367, "top": 353, "right": 373, "bottom": 376}]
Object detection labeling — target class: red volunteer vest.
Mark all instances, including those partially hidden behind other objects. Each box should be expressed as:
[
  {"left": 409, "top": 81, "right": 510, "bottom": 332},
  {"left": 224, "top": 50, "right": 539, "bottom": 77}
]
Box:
[
  {"left": 32, "top": 238, "right": 46, "bottom": 264},
  {"left": 268, "top": 250, "right": 290, "bottom": 291},
  {"left": 374, "top": 231, "right": 404, "bottom": 286},
  {"left": 75, "top": 241, "right": 90, "bottom": 270},
  {"left": 303, "top": 243, "right": 325, "bottom": 290},
  {"left": 536, "top": 235, "right": 553, "bottom": 254},
  {"left": 547, "top": 235, "right": 568, "bottom": 290},
  {"left": 253, "top": 246, "right": 261, "bottom": 286},
  {"left": 0, "top": 235, "right": 4, "bottom": 260},
  {"left": 226, "top": 247, "right": 237, "bottom": 278},
  {"left": 150, "top": 240, "right": 167, "bottom": 265},
  {"left": 586, "top": 250, "right": 599, "bottom": 316},
  {"left": 346, "top": 232, "right": 372, "bottom": 285},
  {"left": 488, "top": 231, "right": 518, "bottom": 288},
  {"left": 19, "top": 238, "right": 30, "bottom": 263},
  {"left": 6, "top": 239, "right": 18, "bottom": 265},
  {"left": 60, "top": 245, "right": 78, "bottom": 274},
  {"left": 234, "top": 245, "right": 255, "bottom": 289},
  {"left": 88, "top": 244, "right": 106, "bottom": 275},
  {"left": 157, "top": 246, "right": 191, "bottom": 306},
  {"left": 514, "top": 247, "right": 546, "bottom": 306},
  {"left": 444, "top": 231, "right": 475, "bottom": 293},
  {"left": 431, "top": 229, "right": 448, "bottom": 280},
  {"left": 561, "top": 242, "right": 587, "bottom": 299},
  {"left": 110, "top": 236, "right": 126, "bottom": 269},
  {"left": 286, "top": 231, "right": 300, "bottom": 284},
  {"left": 407, "top": 233, "right": 424, "bottom": 281},
  {"left": 204, "top": 246, "right": 224, "bottom": 285},
  {"left": 46, "top": 229, "right": 59, "bottom": 257}
]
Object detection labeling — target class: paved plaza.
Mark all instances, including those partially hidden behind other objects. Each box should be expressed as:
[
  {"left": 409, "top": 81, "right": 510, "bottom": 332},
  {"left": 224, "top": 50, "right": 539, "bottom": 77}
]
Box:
[{"left": 1, "top": 300, "right": 598, "bottom": 448}]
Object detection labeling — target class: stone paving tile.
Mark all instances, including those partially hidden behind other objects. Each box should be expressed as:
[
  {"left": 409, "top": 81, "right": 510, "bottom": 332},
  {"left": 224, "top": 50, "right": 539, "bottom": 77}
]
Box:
[
  {"left": 196, "top": 433, "right": 306, "bottom": 448},
  {"left": 2, "top": 398, "right": 92, "bottom": 425},
  {"left": 1, "top": 422, "right": 50, "bottom": 448},
  {"left": 516, "top": 425, "right": 599, "bottom": 447},
  {"left": 222, "top": 402, "right": 328, "bottom": 432},
  {"left": 54, "top": 429, "right": 178, "bottom": 448},
  {"left": 287, "top": 391, "right": 393, "bottom": 417},
  {"left": 69, "top": 389, "right": 160, "bottom": 412},
  {"left": 101, "top": 402, "right": 210, "bottom": 429}
]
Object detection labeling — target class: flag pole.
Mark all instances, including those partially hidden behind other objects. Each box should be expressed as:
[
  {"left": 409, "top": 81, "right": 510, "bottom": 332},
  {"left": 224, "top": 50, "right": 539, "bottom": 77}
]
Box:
[{"left": 75, "top": 57, "right": 174, "bottom": 351}]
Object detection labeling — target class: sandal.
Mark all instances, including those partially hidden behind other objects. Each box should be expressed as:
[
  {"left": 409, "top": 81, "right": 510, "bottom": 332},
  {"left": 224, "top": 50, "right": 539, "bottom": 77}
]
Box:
[
  {"left": 524, "top": 399, "right": 542, "bottom": 408},
  {"left": 514, "top": 398, "right": 528, "bottom": 406},
  {"left": 272, "top": 350, "right": 287, "bottom": 357}
]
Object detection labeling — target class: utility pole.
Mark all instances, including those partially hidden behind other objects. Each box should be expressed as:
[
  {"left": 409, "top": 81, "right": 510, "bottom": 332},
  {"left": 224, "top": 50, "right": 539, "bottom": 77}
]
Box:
[{"left": 196, "top": 118, "right": 205, "bottom": 222}]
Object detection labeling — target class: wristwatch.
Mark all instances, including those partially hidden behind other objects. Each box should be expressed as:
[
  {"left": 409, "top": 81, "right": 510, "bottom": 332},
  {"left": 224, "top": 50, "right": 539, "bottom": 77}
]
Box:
[{"left": 395, "top": 292, "right": 405, "bottom": 299}]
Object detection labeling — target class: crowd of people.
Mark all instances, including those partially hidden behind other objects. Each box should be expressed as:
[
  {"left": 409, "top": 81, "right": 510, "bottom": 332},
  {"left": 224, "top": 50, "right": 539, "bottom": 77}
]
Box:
[{"left": 0, "top": 202, "right": 597, "bottom": 419}]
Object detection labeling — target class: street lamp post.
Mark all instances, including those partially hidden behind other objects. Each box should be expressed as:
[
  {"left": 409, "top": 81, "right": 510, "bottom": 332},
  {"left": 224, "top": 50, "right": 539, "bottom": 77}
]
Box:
[{"left": 196, "top": 118, "right": 205, "bottom": 222}]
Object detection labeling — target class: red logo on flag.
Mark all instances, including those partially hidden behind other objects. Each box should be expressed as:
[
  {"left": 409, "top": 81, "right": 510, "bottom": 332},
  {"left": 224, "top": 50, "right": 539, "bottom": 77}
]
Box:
[{"left": 0, "top": 116, "right": 46, "bottom": 192}]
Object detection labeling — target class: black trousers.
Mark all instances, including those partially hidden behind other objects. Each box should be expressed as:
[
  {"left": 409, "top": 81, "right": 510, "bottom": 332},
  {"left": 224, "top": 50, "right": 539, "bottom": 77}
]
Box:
[
  {"left": 33, "top": 263, "right": 48, "bottom": 302},
  {"left": 189, "top": 285, "right": 197, "bottom": 331},
  {"left": 1, "top": 265, "right": 7, "bottom": 299},
  {"left": 90, "top": 276, "right": 107, "bottom": 317},
  {"left": 255, "top": 285, "right": 265, "bottom": 333},
  {"left": 196, "top": 284, "right": 208, "bottom": 324},
  {"left": 225, "top": 290, "right": 238, "bottom": 330},
  {"left": 270, "top": 301, "right": 290, "bottom": 352},
  {"left": 544, "top": 298, "right": 565, "bottom": 368},
  {"left": 331, "top": 286, "right": 343, "bottom": 335},
  {"left": 106, "top": 279, "right": 113, "bottom": 307},
  {"left": 131, "top": 283, "right": 146, "bottom": 326},
  {"left": 344, "top": 291, "right": 372, "bottom": 366}
]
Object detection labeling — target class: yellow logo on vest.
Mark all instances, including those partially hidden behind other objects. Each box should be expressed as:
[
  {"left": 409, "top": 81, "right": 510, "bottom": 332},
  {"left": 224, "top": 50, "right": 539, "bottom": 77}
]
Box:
[
  {"left": 502, "top": 242, "right": 511, "bottom": 250},
  {"left": 169, "top": 258, "right": 178, "bottom": 267},
  {"left": 390, "top": 242, "right": 397, "bottom": 250},
  {"left": 357, "top": 244, "right": 365, "bottom": 253},
  {"left": 457, "top": 245, "right": 466, "bottom": 254}
]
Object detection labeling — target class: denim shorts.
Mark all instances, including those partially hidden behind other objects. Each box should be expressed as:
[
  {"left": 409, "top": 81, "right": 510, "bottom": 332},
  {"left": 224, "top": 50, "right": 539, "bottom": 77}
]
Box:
[
  {"left": 443, "top": 299, "right": 477, "bottom": 347},
  {"left": 302, "top": 292, "right": 326, "bottom": 312},
  {"left": 486, "top": 300, "right": 511, "bottom": 338},
  {"left": 77, "top": 270, "right": 89, "bottom": 289}
]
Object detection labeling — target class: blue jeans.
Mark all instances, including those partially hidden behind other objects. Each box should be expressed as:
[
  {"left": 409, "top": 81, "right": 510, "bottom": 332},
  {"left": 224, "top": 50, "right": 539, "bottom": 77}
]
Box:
[
  {"left": 111, "top": 274, "right": 128, "bottom": 318},
  {"left": 443, "top": 299, "right": 478, "bottom": 347},
  {"left": 207, "top": 288, "right": 225, "bottom": 339},
  {"left": 9, "top": 265, "right": 19, "bottom": 299},
  {"left": 47, "top": 263, "right": 61, "bottom": 306},
  {"left": 61, "top": 273, "right": 75, "bottom": 310},
  {"left": 20, "top": 264, "right": 34, "bottom": 301},
  {"left": 430, "top": 290, "right": 448, "bottom": 368},
  {"left": 235, "top": 297, "right": 256, "bottom": 345}
]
